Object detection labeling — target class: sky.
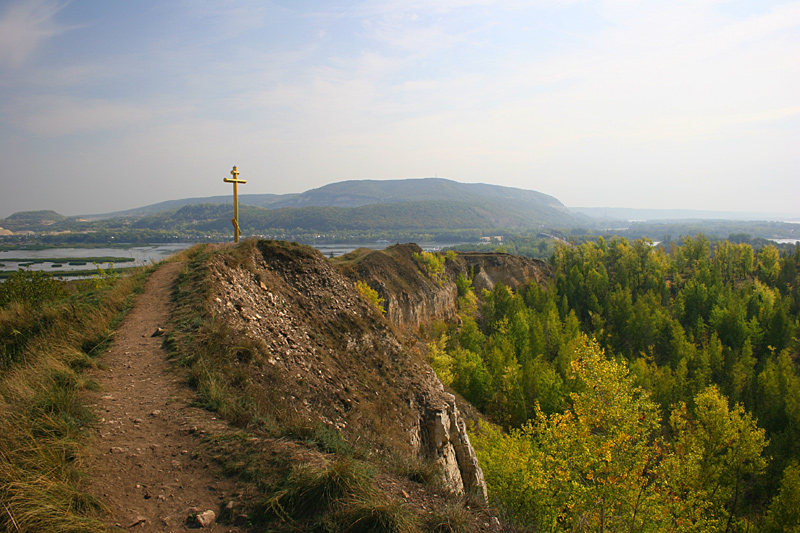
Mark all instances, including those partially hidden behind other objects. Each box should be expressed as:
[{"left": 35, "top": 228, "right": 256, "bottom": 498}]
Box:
[{"left": 0, "top": 0, "right": 798, "bottom": 219}]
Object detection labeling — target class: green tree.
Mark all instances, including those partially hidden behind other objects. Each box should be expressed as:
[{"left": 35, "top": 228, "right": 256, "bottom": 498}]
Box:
[
  {"left": 473, "top": 340, "right": 769, "bottom": 531},
  {"left": 758, "top": 245, "right": 781, "bottom": 286},
  {"left": 476, "top": 337, "right": 669, "bottom": 531},
  {"left": 663, "top": 386, "right": 768, "bottom": 531},
  {"left": 450, "top": 347, "right": 492, "bottom": 410},
  {"left": 354, "top": 280, "right": 385, "bottom": 314},
  {"left": 762, "top": 462, "right": 800, "bottom": 532}
]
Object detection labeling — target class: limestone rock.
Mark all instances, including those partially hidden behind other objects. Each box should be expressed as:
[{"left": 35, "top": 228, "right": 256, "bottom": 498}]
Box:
[
  {"left": 422, "top": 394, "right": 488, "bottom": 504},
  {"left": 194, "top": 509, "right": 216, "bottom": 528}
]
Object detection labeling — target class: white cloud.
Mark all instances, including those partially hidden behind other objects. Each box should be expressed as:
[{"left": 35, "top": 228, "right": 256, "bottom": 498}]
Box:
[
  {"left": 16, "top": 96, "right": 157, "bottom": 137},
  {"left": 0, "top": 0, "right": 73, "bottom": 68}
]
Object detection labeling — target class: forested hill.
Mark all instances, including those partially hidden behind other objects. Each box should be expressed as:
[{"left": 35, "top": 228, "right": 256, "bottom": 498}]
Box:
[
  {"left": 2, "top": 178, "right": 585, "bottom": 238},
  {"left": 129, "top": 196, "right": 577, "bottom": 232},
  {"left": 92, "top": 177, "right": 574, "bottom": 222},
  {"left": 266, "top": 177, "right": 567, "bottom": 210},
  {"left": 89, "top": 192, "right": 299, "bottom": 218},
  {"left": 0, "top": 210, "right": 66, "bottom": 230}
]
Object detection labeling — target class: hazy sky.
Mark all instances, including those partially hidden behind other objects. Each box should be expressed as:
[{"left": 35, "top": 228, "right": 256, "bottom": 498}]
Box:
[{"left": 1, "top": 0, "right": 798, "bottom": 218}]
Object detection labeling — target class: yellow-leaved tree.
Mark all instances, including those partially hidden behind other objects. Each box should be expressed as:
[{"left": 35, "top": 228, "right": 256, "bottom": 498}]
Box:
[{"left": 473, "top": 335, "right": 767, "bottom": 532}]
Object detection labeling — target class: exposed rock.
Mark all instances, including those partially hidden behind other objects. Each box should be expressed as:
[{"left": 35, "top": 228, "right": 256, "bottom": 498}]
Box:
[
  {"left": 333, "top": 244, "right": 456, "bottom": 329},
  {"left": 420, "top": 394, "right": 488, "bottom": 504},
  {"left": 457, "top": 251, "right": 548, "bottom": 293},
  {"left": 194, "top": 509, "right": 216, "bottom": 528},
  {"left": 471, "top": 268, "right": 496, "bottom": 293},
  {"left": 334, "top": 243, "right": 548, "bottom": 328},
  {"left": 127, "top": 516, "right": 146, "bottom": 528}
]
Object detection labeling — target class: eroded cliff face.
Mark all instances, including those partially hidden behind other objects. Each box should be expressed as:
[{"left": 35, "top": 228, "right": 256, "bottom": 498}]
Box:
[
  {"left": 332, "top": 244, "right": 457, "bottom": 330},
  {"left": 456, "top": 251, "right": 549, "bottom": 294},
  {"left": 334, "top": 243, "right": 549, "bottom": 329},
  {"left": 204, "top": 240, "right": 509, "bottom": 503}
]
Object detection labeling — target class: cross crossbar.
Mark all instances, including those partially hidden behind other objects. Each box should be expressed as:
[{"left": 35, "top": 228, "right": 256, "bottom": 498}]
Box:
[{"left": 223, "top": 165, "right": 247, "bottom": 243}]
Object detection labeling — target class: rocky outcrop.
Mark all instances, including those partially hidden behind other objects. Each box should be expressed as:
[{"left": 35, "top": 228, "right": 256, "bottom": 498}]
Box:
[
  {"left": 454, "top": 251, "right": 549, "bottom": 293},
  {"left": 420, "top": 394, "right": 488, "bottom": 503},
  {"left": 204, "top": 241, "right": 548, "bottom": 506},
  {"left": 333, "top": 244, "right": 457, "bottom": 330},
  {"left": 334, "top": 243, "right": 549, "bottom": 329}
]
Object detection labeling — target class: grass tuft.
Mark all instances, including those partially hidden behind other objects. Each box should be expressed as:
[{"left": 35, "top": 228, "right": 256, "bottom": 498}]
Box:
[
  {"left": 425, "top": 499, "right": 473, "bottom": 533},
  {"left": 262, "top": 458, "right": 375, "bottom": 521},
  {"left": 330, "top": 494, "right": 420, "bottom": 532},
  {"left": 255, "top": 457, "right": 425, "bottom": 531},
  {"left": 284, "top": 419, "right": 360, "bottom": 457},
  {"left": 386, "top": 452, "right": 441, "bottom": 486}
]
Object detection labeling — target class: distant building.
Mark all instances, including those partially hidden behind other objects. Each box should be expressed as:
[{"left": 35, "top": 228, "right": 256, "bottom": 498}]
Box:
[{"left": 480, "top": 236, "right": 504, "bottom": 243}]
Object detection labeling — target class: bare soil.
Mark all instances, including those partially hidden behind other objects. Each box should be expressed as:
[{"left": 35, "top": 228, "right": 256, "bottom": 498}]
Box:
[{"left": 84, "top": 262, "right": 242, "bottom": 532}]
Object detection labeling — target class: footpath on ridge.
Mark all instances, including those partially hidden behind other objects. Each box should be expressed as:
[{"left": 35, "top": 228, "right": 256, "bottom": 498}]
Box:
[{"left": 84, "top": 261, "right": 241, "bottom": 532}]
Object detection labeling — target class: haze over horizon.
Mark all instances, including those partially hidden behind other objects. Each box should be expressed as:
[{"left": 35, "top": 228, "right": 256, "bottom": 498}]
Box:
[{"left": 1, "top": 0, "right": 798, "bottom": 220}]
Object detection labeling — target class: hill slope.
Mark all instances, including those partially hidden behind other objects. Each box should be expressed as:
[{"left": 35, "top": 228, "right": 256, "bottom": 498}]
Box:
[
  {"left": 165, "top": 240, "right": 547, "bottom": 530},
  {"left": 127, "top": 199, "right": 574, "bottom": 233},
  {"left": 269, "top": 177, "right": 564, "bottom": 209},
  {"left": 85, "top": 193, "right": 300, "bottom": 219},
  {"left": 102, "top": 177, "right": 578, "bottom": 227},
  {"left": 0, "top": 210, "right": 66, "bottom": 231}
]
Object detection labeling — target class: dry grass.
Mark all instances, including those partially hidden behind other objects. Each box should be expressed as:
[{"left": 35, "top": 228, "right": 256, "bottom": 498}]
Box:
[
  {"left": 0, "top": 267, "right": 147, "bottom": 532},
  {"left": 254, "top": 455, "right": 421, "bottom": 532}
]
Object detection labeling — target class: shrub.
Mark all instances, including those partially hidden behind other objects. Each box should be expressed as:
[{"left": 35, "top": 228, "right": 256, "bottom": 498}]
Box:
[
  {"left": 355, "top": 280, "right": 385, "bottom": 314},
  {"left": 412, "top": 251, "right": 447, "bottom": 284},
  {"left": 0, "top": 269, "right": 66, "bottom": 308}
]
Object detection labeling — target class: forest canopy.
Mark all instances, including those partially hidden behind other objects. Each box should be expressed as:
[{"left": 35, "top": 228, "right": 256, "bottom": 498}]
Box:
[{"left": 431, "top": 236, "right": 800, "bottom": 530}]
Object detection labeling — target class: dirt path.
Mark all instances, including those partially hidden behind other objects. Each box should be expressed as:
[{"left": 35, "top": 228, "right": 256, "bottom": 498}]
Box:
[{"left": 84, "top": 262, "right": 242, "bottom": 532}]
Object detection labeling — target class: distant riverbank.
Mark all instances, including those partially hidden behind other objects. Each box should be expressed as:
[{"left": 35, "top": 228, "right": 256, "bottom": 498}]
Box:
[{"left": 0, "top": 241, "right": 476, "bottom": 276}]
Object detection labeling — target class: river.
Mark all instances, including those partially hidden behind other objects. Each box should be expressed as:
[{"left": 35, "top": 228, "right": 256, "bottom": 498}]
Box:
[
  {"left": 0, "top": 244, "right": 194, "bottom": 273},
  {"left": 0, "top": 241, "right": 474, "bottom": 275}
]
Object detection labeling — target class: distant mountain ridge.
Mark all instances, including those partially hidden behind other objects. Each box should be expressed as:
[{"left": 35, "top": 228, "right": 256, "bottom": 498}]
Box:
[
  {"left": 86, "top": 193, "right": 300, "bottom": 219},
  {"left": 90, "top": 177, "right": 568, "bottom": 217},
  {"left": 571, "top": 207, "right": 800, "bottom": 223},
  {"left": 91, "top": 177, "right": 580, "bottom": 229},
  {"left": 1, "top": 178, "right": 584, "bottom": 236},
  {"left": 269, "top": 178, "right": 566, "bottom": 209}
]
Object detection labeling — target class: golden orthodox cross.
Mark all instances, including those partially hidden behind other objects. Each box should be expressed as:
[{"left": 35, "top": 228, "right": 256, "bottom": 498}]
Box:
[{"left": 223, "top": 165, "right": 247, "bottom": 243}]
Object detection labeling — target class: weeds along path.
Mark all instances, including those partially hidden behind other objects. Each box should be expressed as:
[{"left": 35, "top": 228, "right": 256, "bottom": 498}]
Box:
[{"left": 84, "top": 262, "right": 241, "bottom": 532}]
